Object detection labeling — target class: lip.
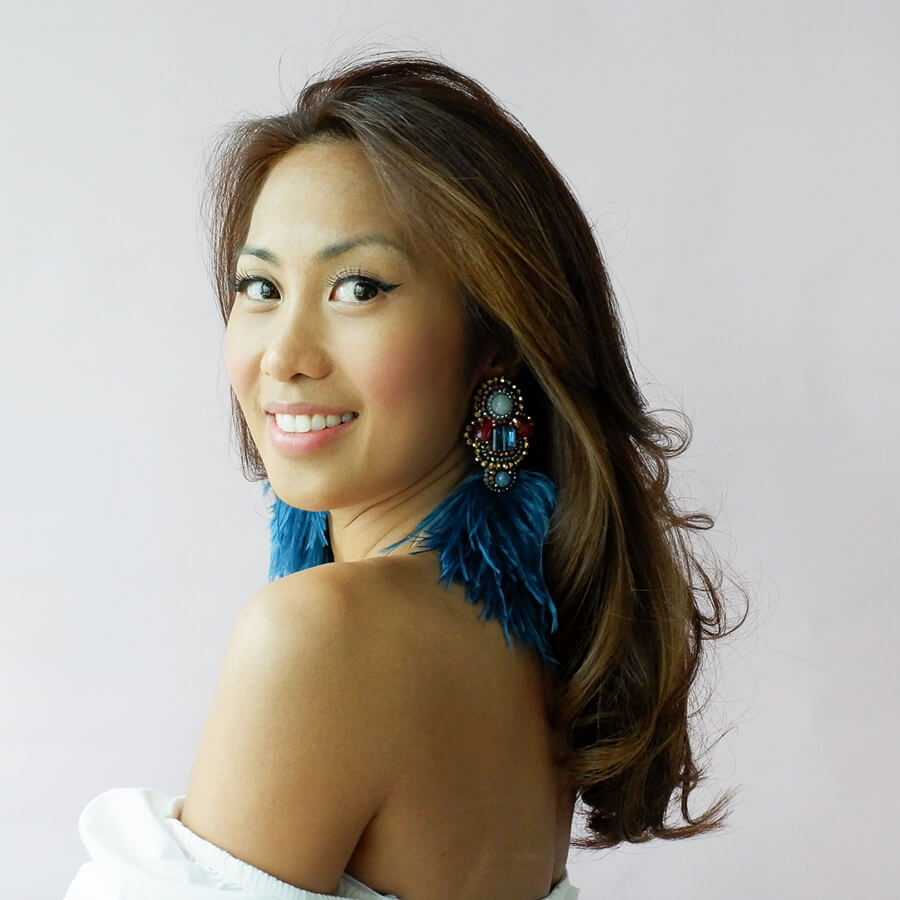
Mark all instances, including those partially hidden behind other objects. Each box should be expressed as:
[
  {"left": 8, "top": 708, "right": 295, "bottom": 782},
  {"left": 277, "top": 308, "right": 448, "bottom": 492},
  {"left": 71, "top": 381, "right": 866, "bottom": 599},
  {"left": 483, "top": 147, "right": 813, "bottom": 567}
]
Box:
[
  {"left": 264, "top": 401, "right": 357, "bottom": 416},
  {"left": 266, "top": 412, "right": 357, "bottom": 456}
]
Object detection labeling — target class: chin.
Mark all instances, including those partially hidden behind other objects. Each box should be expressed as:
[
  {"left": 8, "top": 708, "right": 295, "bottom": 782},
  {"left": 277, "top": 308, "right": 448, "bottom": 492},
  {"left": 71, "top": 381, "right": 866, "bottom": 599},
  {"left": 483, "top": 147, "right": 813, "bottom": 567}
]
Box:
[
  {"left": 264, "top": 483, "right": 334, "bottom": 512},
  {"left": 263, "top": 470, "right": 364, "bottom": 513}
]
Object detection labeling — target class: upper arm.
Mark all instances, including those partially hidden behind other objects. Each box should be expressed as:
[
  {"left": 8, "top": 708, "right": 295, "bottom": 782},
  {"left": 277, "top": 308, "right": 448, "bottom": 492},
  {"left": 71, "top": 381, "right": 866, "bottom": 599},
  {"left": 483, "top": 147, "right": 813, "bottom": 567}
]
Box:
[{"left": 179, "top": 565, "right": 403, "bottom": 894}]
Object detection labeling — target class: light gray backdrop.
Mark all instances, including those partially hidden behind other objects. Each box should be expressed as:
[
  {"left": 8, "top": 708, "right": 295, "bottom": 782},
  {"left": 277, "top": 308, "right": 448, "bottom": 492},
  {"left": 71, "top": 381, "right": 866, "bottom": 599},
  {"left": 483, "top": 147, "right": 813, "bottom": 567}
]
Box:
[{"left": 2, "top": 1, "right": 897, "bottom": 897}]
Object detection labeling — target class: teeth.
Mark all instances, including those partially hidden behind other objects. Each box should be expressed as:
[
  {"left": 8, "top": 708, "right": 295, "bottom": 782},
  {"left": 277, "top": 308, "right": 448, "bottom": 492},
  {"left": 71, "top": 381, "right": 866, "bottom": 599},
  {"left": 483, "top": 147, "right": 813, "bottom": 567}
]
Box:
[{"left": 274, "top": 412, "right": 356, "bottom": 433}]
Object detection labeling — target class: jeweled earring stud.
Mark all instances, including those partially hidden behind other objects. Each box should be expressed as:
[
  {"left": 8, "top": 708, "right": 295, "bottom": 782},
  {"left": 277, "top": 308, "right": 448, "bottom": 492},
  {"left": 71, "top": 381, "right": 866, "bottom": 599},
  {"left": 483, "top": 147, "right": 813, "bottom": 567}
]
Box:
[{"left": 464, "top": 375, "right": 534, "bottom": 492}]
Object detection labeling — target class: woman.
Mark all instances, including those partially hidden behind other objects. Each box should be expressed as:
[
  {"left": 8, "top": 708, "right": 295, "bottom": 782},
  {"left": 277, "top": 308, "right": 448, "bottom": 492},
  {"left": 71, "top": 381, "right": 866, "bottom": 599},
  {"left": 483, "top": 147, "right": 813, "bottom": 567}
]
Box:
[{"left": 65, "top": 50, "right": 741, "bottom": 900}]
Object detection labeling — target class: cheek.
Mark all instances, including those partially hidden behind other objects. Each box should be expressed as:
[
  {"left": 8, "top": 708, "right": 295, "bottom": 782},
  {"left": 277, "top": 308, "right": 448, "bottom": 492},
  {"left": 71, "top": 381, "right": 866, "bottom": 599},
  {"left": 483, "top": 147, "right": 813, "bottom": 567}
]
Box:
[
  {"left": 356, "top": 318, "right": 470, "bottom": 425},
  {"left": 223, "top": 322, "right": 257, "bottom": 407}
]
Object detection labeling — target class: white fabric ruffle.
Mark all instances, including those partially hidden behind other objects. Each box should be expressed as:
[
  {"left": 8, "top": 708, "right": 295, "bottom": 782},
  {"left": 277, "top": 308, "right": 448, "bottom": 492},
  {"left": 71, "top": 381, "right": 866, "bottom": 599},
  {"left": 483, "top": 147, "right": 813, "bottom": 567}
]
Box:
[{"left": 63, "top": 787, "right": 580, "bottom": 900}]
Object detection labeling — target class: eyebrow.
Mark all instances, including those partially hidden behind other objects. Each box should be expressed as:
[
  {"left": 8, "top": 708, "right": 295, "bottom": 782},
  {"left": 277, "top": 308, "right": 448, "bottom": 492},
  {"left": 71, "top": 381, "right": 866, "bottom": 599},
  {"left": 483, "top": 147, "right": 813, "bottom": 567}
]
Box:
[{"left": 235, "top": 233, "right": 407, "bottom": 265}]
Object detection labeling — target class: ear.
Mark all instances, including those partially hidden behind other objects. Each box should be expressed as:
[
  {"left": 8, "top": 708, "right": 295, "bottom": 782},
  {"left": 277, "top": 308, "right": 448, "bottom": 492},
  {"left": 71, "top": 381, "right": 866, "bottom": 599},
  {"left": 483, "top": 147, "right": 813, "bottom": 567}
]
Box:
[{"left": 474, "top": 344, "right": 524, "bottom": 385}]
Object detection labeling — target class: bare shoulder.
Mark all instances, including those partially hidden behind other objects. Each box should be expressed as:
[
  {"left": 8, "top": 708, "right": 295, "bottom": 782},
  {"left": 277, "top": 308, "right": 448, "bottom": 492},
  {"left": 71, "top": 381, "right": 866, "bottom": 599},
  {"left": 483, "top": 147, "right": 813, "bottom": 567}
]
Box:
[
  {"left": 178, "top": 561, "right": 436, "bottom": 893},
  {"left": 259, "top": 555, "right": 472, "bottom": 638},
  {"left": 238, "top": 559, "right": 471, "bottom": 705},
  {"left": 249, "top": 556, "right": 464, "bottom": 659},
  {"left": 256, "top": 555, "right": 541, "bottom": 707}
]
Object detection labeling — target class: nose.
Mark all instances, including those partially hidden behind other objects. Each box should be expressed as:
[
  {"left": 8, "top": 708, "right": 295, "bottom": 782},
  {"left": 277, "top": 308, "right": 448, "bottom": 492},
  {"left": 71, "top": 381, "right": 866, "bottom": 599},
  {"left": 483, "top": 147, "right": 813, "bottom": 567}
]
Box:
[{"left": 260, "top": 301, "right": 331, "bottom": 383}]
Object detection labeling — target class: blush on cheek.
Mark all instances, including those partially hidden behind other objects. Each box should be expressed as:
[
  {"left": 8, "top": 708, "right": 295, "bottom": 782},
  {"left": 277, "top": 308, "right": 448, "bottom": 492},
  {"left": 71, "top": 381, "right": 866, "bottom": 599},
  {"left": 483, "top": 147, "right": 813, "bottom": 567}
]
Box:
[
  {"left": 358, "top": 336, "right": 472, "bottom": 472},
  {"left": 360, "top": 332, "right": 464, "bottom": 409},
  {"left": 223, "top": 328, "right": 255, "bottom": 406}
]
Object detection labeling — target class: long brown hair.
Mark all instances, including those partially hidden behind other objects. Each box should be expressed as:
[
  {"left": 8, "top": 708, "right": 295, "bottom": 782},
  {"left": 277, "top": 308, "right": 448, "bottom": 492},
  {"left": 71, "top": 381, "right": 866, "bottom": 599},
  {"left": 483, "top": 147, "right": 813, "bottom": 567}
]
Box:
[{"left": 202, "top": 49, "right": 748, "bottom": 849}]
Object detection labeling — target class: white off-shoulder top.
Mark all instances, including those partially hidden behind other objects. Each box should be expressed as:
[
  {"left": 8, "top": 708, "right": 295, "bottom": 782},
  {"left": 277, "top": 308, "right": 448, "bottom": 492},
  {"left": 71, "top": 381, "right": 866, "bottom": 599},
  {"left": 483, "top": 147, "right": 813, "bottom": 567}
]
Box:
[{"left": 63, "top": 788, "right": 580, "bottom": 899}]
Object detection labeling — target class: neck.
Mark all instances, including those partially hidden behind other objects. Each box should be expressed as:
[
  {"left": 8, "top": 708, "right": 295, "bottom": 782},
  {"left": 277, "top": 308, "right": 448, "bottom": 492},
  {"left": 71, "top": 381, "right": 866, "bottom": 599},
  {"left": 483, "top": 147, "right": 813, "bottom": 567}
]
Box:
[{"left": 327, "top": 446, "right": 477, "bottom": 562}]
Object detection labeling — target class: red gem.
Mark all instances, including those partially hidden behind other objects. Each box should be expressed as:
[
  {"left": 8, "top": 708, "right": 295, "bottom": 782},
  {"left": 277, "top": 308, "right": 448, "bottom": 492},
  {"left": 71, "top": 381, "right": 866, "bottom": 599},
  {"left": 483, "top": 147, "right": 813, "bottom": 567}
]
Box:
[
  {"left": 516, "top": 420, "right": 534, "bottom": 438},
  {"left": 475, "top": 420, "right": 493, "bottom": 442}
]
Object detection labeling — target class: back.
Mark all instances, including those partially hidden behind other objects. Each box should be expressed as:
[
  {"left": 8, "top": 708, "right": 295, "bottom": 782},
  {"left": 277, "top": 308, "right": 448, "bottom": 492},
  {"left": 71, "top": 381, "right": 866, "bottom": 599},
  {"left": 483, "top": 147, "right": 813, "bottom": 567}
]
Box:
[
  {"left": 180, "top": 552, "right": 576, "bottom": 900},
  {"left": 335, "top": 554, "right": 577, "bottom": 900}
]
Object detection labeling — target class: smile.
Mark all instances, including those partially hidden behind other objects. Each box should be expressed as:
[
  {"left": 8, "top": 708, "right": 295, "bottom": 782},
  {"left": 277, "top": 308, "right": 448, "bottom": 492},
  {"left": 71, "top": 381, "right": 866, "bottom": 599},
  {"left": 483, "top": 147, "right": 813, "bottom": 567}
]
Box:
[
  {"left": 267, "top": 411, "right": 358, "bottom": 457},
  {"left": 274, "top": 412, "right": 357, "bottom": 433}
]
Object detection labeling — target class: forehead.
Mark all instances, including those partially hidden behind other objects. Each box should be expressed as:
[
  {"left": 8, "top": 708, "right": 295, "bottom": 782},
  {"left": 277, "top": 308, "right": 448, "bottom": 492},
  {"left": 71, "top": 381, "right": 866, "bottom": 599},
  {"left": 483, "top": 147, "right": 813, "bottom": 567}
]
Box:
[{"left": 248, "top": 140, "right": 397, "bottom": 234}]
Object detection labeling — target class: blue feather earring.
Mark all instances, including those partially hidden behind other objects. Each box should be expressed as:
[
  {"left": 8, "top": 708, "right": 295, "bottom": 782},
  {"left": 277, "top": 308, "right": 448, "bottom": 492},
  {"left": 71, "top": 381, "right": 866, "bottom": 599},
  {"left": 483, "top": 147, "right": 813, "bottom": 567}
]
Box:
[
  {"left": 263, "top": 374, "right": 559, "bottom": 664},
  {"left": 264, "top": 482, "right": 331, "bottom": 579}
]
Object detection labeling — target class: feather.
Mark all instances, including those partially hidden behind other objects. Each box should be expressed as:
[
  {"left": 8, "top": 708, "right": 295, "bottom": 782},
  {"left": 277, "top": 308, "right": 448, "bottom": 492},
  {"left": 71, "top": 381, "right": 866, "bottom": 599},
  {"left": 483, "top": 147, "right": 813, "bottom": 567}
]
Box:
[
  {"left": 383, "top": 470, "right": 559, "bottom": 664},
  {"left": 263, "top": 470, "right": 559, "bottom": 664},
  {"left": 263, "top": 482, "right": 331, "bottom": 580}
]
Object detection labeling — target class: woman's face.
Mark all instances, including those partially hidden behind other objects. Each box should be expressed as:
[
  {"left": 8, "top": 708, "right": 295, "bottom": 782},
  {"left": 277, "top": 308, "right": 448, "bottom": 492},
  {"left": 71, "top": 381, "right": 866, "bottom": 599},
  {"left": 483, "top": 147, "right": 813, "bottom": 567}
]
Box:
[{"left": 225, "top": 139, "right": 484, "bottom": 512}]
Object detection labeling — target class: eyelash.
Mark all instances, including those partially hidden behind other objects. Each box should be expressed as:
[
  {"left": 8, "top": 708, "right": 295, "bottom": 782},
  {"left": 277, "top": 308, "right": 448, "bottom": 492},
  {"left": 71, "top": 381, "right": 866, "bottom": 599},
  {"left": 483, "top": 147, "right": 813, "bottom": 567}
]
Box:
[{"left": 229, "top": 267, "right": 400, "bottom": 304}]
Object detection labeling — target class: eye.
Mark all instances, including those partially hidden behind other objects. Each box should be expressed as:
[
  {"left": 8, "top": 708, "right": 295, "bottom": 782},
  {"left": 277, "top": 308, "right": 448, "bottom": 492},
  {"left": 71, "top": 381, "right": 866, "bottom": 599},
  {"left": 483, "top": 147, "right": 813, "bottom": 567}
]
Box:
[
  {"left": 231, "top": 274, "right": 279, "bottom": 302},
  {"left": 328, "top": 268, "right": 401, "bottom": 304},
  {"left": 229, "top": 269, "right": 401, "bottom": 305}
]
